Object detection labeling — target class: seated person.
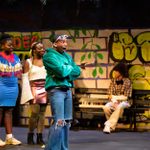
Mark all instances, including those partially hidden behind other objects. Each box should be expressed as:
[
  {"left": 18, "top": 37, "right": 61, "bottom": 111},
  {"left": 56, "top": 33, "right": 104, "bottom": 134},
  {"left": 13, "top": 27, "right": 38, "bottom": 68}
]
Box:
[{"left": 103, "top": 63, "right": 132, "bottom": 134}]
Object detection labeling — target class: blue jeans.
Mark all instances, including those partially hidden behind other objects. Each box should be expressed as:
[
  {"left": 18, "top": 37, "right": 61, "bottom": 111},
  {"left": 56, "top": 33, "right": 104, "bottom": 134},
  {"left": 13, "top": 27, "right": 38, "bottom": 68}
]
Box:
[{"left": 45, "top": 88, "right": 72, "bottom": 150}]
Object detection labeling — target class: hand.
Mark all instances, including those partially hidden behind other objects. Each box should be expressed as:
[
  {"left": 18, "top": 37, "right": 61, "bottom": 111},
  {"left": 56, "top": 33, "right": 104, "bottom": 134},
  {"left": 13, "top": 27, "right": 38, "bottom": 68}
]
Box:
[
  {"left": 108, "top": 95, "right": 112, "bottom": 100},
  {"left": 80, "top": 62, "right": 86, "bottom": 69},
  {"left": 114, "top": 101, "right": 120, "bottom": 108}
]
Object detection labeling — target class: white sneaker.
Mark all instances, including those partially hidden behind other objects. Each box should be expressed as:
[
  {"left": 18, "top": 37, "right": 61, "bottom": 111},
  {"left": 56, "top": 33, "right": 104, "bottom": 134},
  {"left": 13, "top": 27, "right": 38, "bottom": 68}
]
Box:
[
  {"left": 41, "top": 144, "right": 46, "bottom": 149},
  {"left": 103, "top": 125, "right": 111, "bottom": 134},
  {"left": 5, "top": 137, "right": 22, "bottom": 145},
  {"left": 0, "top": 139, "right": 6, "bottom": 147}
]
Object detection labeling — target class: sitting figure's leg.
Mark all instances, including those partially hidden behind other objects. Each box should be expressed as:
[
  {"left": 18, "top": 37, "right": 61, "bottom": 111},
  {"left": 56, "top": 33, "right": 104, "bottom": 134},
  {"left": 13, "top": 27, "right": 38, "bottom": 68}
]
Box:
[
  {"left": 103, "top": 105, "right": 112, "bottom": 120},
  {"left": 105, "top": 106, "right": 124, "bottom": 132},
  {"left": 103, "top": 102, "right": 115, "bottom": 133},
  {"left": 103, "top": 101, "right": 130, "bottom": 134}
]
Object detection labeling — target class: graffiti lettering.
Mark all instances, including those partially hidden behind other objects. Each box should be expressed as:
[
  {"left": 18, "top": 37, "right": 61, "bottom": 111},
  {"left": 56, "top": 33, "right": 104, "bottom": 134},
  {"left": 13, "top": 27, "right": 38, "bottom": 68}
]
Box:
[
  {"left": 109, "top": 32, "right": 150, "bottom": 63},
  {"left": 23, "top": 35, "right": 30, "bottom": 49},
  {"left": 11, "top": 33, "right": 41, "bottom": 61},
  {"left": 109, "top": 32, "right": 138, "bottom": 62},
  {"left": 13, "top": 33, "right": 40, "bottom": 50},
  {"left": 13, "top": 36, "right": 22, "bottom": 49},
  {"left": 136, "top": 32, "right": 150, "bottom": 63}
]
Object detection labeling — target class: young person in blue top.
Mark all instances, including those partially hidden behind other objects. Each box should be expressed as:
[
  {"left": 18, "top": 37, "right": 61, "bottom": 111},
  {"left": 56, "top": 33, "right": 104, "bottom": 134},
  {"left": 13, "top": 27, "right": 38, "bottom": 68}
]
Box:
[
  {"left": 0, "top": 34, "right": 22, "bottom": 147},
  {"left": 43, "top": 34, "right": 81, "bottom": 150}
]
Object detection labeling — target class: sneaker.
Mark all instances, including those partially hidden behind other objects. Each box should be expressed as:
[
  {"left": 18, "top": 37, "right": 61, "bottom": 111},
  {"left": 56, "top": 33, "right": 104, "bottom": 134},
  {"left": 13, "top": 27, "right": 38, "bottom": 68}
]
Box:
[
  {"left": 0, "top": 139, "right": 6, "bottom": 147},
  {"left": 41, "top": 144, "right": 45, "bottom": 149},
  {"left": 5, "top": 137, "right": 22, "bottom": 145},
  {"left": 103, "top": 125, "right": 111, "bottom": 134}
]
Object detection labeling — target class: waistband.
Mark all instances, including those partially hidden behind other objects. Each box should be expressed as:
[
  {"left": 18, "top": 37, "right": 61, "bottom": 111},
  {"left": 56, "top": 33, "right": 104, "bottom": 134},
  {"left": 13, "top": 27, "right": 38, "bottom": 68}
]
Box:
[
  {"left": 46, "top": 86, "right": 70, "bottom": 92},
  {"left": 30, "top": 80, "right": 45, "bottom": 87}
]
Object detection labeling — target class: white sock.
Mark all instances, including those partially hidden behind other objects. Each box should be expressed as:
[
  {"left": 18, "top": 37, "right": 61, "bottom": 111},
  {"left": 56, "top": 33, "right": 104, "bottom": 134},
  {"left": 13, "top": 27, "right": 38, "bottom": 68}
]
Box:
[{"left": 6, "top": 134, "right": 13, "bottom": 139}]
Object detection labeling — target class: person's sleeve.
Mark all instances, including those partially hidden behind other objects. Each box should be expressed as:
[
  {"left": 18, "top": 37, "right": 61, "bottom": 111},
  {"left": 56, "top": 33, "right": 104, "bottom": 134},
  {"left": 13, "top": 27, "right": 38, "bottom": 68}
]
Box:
[
  {"left": 124, "top": 79, "right": 132, "bottom": 97},
  {"left": 43, "top": 53, "right": 74, "bottom": 78},
  {"left": 20, "top": 73, "right": 33, "bottom": 104},
  {"left": 67, "top": 60, "right": 81, "bottom": 81},
  {"left": 108, "top": 80, "right": 113, "bottom": 95}
]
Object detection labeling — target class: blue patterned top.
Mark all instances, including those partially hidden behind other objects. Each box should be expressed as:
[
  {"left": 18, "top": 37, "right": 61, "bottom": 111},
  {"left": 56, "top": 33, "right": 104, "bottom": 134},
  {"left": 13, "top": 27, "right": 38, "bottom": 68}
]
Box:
[
  {"left": 0, "top": 53, "right": 22, "bottom": 77},
  {"left": 0, "top": 53, "right": 22, "bottom": 106}
]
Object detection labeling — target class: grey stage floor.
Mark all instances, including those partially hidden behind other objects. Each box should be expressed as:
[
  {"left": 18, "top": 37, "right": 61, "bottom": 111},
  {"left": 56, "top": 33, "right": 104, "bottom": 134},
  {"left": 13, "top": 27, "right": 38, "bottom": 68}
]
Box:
[{"left": 0, "top": 127, "right": 150, "bottom": 150}]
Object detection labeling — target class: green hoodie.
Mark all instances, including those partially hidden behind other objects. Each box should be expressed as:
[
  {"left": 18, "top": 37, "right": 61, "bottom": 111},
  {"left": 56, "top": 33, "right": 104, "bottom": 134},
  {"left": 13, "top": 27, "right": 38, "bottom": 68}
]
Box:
[{"left": 43, "top": 48, "right": 81, "bottom": 90}]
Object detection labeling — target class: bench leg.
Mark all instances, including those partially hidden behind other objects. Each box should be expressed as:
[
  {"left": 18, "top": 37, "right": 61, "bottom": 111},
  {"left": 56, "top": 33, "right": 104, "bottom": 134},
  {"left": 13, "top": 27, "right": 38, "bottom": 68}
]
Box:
[
  {"left": 129, "top": 110, "right": 133, "bottom": 131},
  {"left": 133, "top": 110, "right": 137, "bottom": 131}
]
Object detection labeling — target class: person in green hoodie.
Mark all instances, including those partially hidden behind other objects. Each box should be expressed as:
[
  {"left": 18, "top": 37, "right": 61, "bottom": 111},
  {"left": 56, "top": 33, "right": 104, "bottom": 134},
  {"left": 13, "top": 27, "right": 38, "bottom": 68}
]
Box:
[{"left": 43, "top": 34, "right": 81, "bottom": 150}]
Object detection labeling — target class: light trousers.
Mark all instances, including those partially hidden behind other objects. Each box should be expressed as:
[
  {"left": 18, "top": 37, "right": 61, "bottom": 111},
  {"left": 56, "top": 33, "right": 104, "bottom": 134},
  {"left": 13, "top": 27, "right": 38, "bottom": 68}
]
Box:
[{"left": 103, "top": 101, "right": 130, "bottom": 130}]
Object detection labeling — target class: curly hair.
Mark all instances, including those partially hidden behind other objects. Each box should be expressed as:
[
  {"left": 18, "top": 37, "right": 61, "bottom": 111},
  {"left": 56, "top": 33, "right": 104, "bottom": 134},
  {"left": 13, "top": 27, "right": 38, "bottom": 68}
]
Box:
[{"left": 113, "top": 62, "right": 129, "bottom": 78}]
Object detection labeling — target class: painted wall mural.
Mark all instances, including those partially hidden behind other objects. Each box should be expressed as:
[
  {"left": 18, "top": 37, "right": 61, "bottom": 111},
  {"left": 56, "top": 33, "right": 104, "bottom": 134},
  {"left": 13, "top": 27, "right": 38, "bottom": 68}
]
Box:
[
  {"left": 109, "top": 31, "right": 150, "bottom": 63},
  {"left": 12, "top": 33, "right": 41, "bottom": 60},
  {"left": 2, "top": 30, "right": 150, "bottom": 90},
  {"left": 109, "top": 31, "right": 150, "bottom": 90},
  {"left": 129, "top": 65, "right": 150, "bottom": 90},
  {"left": 109, "top": 32, "right": 137, "bottom": 62},
  {"left": 136, "top": 32, "right": 150, "bottom": 63},
  {"left": 13, "top": 33, "right": 40, "bottom": 50},
  {"left": 69, "top": 30, "right": 104, "bottom": 78},
  {"left": 3, "top": 29, "right": 149, "bottom": 127}
]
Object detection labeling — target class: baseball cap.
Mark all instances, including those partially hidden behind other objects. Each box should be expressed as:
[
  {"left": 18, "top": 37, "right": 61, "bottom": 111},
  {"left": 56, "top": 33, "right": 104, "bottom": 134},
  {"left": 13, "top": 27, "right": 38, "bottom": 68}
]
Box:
[{"left": 50, "top": 34, "right": 70, "bottom": 43}]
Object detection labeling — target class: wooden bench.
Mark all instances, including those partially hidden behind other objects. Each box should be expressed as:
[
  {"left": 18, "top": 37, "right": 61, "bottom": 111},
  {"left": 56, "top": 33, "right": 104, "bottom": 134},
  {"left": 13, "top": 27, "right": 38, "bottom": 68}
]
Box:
[
  {"left": 73, "top": 88, "right": 150, "bottom": 131},
  {"left": 73, "top": 88, "right": 108, "bottom": 128},
  {"left": 130, "top": 90, "right": 150, "bottom": 131}
]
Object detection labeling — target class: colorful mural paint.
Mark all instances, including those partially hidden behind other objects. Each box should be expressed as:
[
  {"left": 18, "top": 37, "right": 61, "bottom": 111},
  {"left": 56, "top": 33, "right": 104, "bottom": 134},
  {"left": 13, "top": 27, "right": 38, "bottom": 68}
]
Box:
[
  {"left": 109, "top": 31, "right": 150, "bottom": 90},
  {"left": 3, "top": 30, "right": 150, "bottom": 90},
  {"left": 109, "top": 31, "right": 150, "bottom": 63},
  {"left": 11, "top": 33, "right": 41, "bottom": 60}
]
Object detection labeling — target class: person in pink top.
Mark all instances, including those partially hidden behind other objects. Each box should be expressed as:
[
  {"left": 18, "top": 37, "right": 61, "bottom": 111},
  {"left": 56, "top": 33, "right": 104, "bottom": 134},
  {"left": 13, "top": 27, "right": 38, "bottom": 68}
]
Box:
[{"left": 21, "top": 42, "right": 47, "bottom": 147}]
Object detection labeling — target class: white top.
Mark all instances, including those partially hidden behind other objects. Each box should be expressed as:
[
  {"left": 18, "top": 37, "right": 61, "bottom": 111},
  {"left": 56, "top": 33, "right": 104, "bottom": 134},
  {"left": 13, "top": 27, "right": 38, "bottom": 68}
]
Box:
[
  {"left": 27, "top": 59, "right": 46, "bottom": 81},
  {"left": 111, "top": 95, "right": 127, "bottom": 103}
]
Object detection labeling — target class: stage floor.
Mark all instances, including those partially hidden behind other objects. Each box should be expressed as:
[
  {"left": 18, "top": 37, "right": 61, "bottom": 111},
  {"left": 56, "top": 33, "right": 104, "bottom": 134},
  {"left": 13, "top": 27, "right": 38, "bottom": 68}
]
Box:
[{"left": 0, "top": 127, "right": 150, "bottom": 150}]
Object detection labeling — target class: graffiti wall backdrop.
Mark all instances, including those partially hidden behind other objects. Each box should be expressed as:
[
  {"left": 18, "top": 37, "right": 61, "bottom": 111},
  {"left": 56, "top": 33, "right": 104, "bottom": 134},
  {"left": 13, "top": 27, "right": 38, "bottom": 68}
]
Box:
[{"left": 4, "top": 29, "right": 150, "bottom": 90}]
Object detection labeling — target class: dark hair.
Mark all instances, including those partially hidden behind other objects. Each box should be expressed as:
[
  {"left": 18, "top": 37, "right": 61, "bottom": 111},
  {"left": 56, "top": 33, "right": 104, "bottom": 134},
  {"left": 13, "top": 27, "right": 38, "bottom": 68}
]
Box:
[
  {"left": 0, "top": 34, "right": 13, "bottom": 45},
  {"left": 113, "top": 62, "right": 129, "bottom": 77}
]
